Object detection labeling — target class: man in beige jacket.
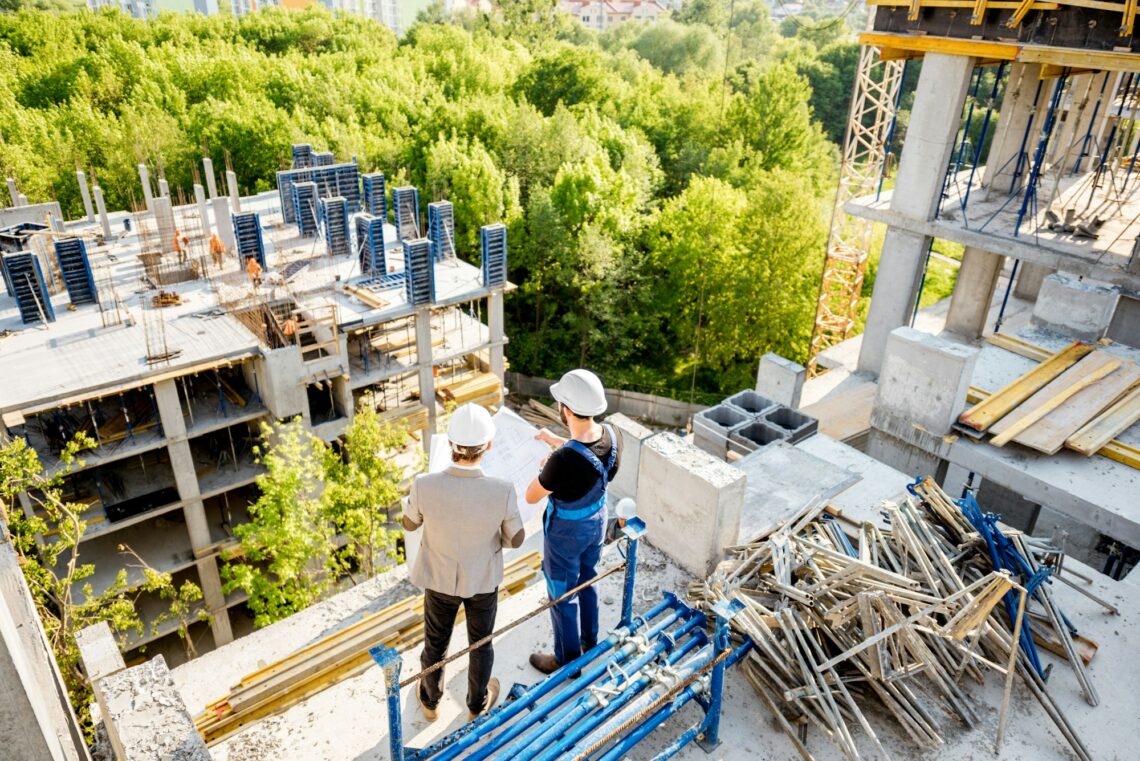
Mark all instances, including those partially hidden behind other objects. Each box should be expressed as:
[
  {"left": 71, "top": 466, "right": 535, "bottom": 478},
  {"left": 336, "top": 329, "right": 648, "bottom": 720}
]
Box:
[{"left": 403, "top": 404, "right": 525, "bottom": 721}]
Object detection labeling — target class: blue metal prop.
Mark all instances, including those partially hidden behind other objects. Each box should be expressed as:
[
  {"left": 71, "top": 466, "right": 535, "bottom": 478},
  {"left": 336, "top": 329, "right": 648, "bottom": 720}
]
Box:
[{"left": 370, "top": 517, "right": 752, "bottom": 761}]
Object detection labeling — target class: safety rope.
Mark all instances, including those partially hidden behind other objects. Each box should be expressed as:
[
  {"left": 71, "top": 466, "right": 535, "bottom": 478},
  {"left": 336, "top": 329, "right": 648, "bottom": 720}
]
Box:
[
  {"left": 398, "top": 560, "right": 627, "bottom": 689},
  {"left": 570, "top": 647, "right": 734, "bottom": 761}
]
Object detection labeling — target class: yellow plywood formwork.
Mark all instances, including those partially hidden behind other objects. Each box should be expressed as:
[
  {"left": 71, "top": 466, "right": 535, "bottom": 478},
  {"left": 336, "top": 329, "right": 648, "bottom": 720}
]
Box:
[
  {"left": 1066, "top": 385, "right": 1140, "bottom": 455},
  {"left": 959, "top": 342, "right": 1094, "bottom": 431},
  {"left": 862, "top": 32, "right": 1140, "bottom": 72}
]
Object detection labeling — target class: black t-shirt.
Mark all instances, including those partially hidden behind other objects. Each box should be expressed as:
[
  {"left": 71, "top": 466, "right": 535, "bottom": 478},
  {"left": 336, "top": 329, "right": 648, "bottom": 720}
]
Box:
[{"left": 538, "top": 424, "right": 623, "bottom": 503}]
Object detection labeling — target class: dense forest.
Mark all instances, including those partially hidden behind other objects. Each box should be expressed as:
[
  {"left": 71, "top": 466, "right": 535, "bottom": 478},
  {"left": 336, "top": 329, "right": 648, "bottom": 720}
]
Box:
[{"left": 0, "top": 1, "right": 886, "bottom": 396}]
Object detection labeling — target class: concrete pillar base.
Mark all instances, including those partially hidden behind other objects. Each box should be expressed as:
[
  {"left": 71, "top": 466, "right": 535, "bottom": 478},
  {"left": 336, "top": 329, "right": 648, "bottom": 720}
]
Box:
[
  {"left": 1013, "top": 261, "right": 1053, "bottom": 301},
  {"left": 1031, "top": 272, "right": 1119, "bottom": 341}
]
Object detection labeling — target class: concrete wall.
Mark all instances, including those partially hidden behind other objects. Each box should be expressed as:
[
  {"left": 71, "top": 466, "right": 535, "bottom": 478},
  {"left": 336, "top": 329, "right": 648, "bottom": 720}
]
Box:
[
  {"left": 606, "top": 412, "right": 654, "bottom": 500},
  {"left": 507, "top": 373, "right": 705, "bottom": 428},
  {"left": 0, "top": 202, "right": 65, "bottom": 229},
  {"left": 0, "top": 538, "right": 88, "bottom": 761},
  {"left": 258, "top": 348, "right": 308, "bottom": 420},
  {"left": 636, "top": 433, "right": 745, "bottom": 577}
]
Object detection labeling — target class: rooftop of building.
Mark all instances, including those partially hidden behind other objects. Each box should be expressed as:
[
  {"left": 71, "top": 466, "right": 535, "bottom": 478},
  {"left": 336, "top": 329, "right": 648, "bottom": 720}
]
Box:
[{"left": 0, "top": 190, "right": 504, "bottom": 419}]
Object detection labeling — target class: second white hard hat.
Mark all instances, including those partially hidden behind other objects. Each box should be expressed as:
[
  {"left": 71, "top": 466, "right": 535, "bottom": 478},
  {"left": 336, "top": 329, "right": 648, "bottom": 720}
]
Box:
[
  {"left": 550, "top": 369, "right": 607, "bottom": 417},
  {"left": 615, "top": 498, "right": 636, "bottom": 520},
  {"left": 447, "top": 404, "right": 496, "bottom": 447}
]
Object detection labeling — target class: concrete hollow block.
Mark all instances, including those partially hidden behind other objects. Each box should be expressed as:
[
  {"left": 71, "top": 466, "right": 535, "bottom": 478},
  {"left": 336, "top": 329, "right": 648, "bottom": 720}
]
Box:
[
  {"left": 724, "top": 389, "right": 778, "bottom": 417},
  {"left": 763, "top": 406, "right": 819, "bottom": 444},
  {"left": 728, "top": 419, "right": 789, "bottom": 457},
  {"left": 692, "top": 404, "right": 751, "bottom": 458},
  {"left": 756, "top": 353, "right": 806, "bottom": 408}
]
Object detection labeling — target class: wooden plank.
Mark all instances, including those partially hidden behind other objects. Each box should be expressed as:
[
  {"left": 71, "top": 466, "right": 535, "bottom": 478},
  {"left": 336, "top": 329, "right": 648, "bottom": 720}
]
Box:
[
  {"left": 1010, "top": 361, "right": 1140, "bottom": 454},
  {"left": 990, "top": 359, "right": 1121, "bottom": 447},
  {"left": 958, "top": 342, "right": 1093, "bottom": 431},
  {"left": 1066, "top": 385, "right": 1140, "bottom": 456},
  {"left": 984, "top": 333, "right": 1053, "bottom": 362}
]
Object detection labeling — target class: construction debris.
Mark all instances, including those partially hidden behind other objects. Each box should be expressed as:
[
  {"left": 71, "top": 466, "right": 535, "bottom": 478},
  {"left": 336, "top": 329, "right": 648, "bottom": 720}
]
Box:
[
  {"left": 690, "top": 478, "right": 1099, "bottom": 761},
  {"left": 194, "top": 551, "right": 541, "bottom": 745}
]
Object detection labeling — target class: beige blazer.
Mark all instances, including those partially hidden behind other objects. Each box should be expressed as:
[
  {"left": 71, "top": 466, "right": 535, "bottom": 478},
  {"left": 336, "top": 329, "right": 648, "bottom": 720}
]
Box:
[{"left": 405, "top": 466, "right": 524, "bottom": 598}]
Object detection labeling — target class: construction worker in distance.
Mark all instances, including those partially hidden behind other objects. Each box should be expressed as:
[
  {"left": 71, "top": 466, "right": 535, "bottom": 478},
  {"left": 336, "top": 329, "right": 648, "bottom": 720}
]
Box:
[
  {"left": 525, "top": 369, "right": 622, "bottom": 674},
  {"left": 245, "top": 255, "right": 262, "bottom": 287},
  {"left": 172, "top": 229, "right": 184, "bottom": 260},
  {"left": 403, "top": 404, "right": 525, "bottom": 721},
  {"left": 209, "top": 233, "right": 225, "bottom": 267},
  {"left": 280, "top": 314, "right": 297, "bottom": 342}
]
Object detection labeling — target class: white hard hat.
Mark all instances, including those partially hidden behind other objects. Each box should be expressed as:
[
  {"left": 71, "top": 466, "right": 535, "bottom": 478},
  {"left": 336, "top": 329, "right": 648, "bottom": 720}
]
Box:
[
  {"left": 615, "top": 498, "right": 636, "bottom": 520},
  {"left": 447, "top": 404, "right": 496, "bottom": 446},
  {"left": 550, "top": 369, "right": 607, "bottom": 417}
]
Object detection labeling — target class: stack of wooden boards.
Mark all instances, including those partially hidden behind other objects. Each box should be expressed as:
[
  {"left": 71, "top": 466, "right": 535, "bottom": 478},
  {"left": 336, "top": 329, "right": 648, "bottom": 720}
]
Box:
[
  {"left": 959, "top": 340, "right": 1140, "bottom": 459},
  {"left": 690, "top": 483, "right": 1097, "bottom": 761},
  {"left": 436, "top": 367, "right": 502, "bottom": 408},
  {"left": 194, "top": 551, "right": 542, "bottom": 745}
]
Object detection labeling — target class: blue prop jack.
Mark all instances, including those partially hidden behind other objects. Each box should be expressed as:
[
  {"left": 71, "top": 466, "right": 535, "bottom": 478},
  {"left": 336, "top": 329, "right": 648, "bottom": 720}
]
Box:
[{"left": 370, "top": 517, "right": 752, "bottom": 761}]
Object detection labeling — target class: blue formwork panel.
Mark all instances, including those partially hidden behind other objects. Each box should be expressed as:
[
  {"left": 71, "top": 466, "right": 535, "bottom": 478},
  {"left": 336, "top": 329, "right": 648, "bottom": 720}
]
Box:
[
  {"left": 292, "top": 181, "right": 319, "bottom": 237},
  {"left": 292, "top": 143, "right": 313, "bottom": 169},
  {"left": 355, "top": 214, "right": 385, "bottom": 275},
  {"left": 427, "top": 201, "right": 455, "bottom": 261},
  {"left": 277, "top": 170, "right": 297, "bottom": 224},
  {"left": 53, "top": 237, "right": 98, "bottom": 305},
  {"left": 403, "top": 238, "right": 434, "bottom": 306},
  {"left": 480, "top": 223, "right": 507, "bottom": 287},
  {"left": 313, "top": 151, "right": 335, "bottom": 167},
  {"left": 362, "top": 173, "right": 387, "bottom": 218},
  {"left": 392, "top": 186, "right": 420, "bottom": 241},
  {"left": 334, "top": 164, "right": 361, "bottom": 212},
  {"left": 2, "top": 252, "right": 55, "bottom": 324},
  {"left": 320, "top": 196, "right": 350, "bottom": 258},
  {"left": 232, "top": 212, "right": 266, "bottom": 269}
]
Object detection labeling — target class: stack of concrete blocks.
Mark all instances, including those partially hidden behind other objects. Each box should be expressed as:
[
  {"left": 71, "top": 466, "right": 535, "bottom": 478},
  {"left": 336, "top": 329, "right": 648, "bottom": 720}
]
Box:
[
  {"left": 1031, "top": 273, "right": 1120, "bottom": 341},
  {"left": 637, "top": 433, "right": 746, "bottom": 577},
  {"left": 694, "top": 389, "right": 819, "bottom": 461},
  {"left": 868, "top": 326, "right": 978, "bottom": 479},
  {"left": 77, "top": 623, "right": 210, "bottom": 761}
]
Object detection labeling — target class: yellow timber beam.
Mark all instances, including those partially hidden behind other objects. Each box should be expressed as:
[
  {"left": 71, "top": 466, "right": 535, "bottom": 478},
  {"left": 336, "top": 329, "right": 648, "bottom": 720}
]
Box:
[{"left": 861, "top": 32, "right": 1140, "bottom": 71}]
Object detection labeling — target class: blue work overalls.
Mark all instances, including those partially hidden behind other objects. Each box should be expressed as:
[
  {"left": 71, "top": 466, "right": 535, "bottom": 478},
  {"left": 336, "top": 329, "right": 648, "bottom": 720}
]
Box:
[{"left": 542, "top": 425, "right": 617, "bottom": 666}]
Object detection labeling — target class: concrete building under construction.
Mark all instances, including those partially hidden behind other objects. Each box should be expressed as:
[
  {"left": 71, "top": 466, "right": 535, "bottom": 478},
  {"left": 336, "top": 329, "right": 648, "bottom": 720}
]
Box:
[
  {"left": 1, "top": 146, "right": 510, "bottom": 663},
  {"left": 5, "top": 0, "right": 1140, "bottom": 759}
]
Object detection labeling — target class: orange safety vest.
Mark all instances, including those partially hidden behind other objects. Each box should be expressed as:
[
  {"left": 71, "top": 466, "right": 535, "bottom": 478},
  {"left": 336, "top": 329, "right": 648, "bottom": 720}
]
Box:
[
  {"left": 246, "top": 257, "right": 262, "bottom": 277},
  {"left": 282, "top": 318, "right": 297, "bottom": 336}
]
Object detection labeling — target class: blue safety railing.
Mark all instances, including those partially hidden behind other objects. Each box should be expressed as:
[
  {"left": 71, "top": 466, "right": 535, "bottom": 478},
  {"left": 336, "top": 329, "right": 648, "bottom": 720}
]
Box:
[{"left": 370, "top": 518, "right": 752, "bottom": 761}]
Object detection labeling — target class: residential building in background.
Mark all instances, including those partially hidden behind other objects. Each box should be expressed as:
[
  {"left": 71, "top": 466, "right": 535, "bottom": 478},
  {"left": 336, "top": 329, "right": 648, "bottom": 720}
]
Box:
[{"left": 558, "top": 0, "right": 669, "bottom": 31}]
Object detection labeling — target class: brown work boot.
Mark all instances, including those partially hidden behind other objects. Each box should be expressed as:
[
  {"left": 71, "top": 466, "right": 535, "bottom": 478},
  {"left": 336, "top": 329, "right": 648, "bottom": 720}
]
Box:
[
  {"left": 529, "top": 652, "right": 562, "bottom": 675},
  {"left": 417, "top": 684, "right": 439, "bottom": 721},
  {"left": 467, "top": 677, "right": 500, "bottom": 721}
]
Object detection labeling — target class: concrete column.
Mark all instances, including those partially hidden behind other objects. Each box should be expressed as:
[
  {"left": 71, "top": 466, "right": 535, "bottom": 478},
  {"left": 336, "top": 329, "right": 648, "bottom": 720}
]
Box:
[
  {"left": 488, "top": 290, "right": 505, "bottom": 380},
  {"left": 211, "top": 197, "right": 235, "bottom": 250},
  {"left": 945, "top": 246, "right": 1004, "bottom": 338},
  {"left": 195, "top": 559, "right": 233, "bottom": 647},
  {"left": 1087, "top": 72, "right": 1124, "bottom": 170},
  {"left": 868, "top": 327, "right": 978, "bottom": 478},
  {"left": 151, "top": 196, "right": 176, "bottom": 254},
  {"left": 5, "top": 178, "right": 17, "bottom": 207},
  {"left": 86, "top": 656, "right": 210, "bottom": 761},
  {"left": 138, "top": 164, "right": 154, "bottom": 210},
  {"left": 637, "top": 433, "right": 745, "bottom": 577},
  {"left": 1049, "top": 73, "right": 1093, "bottom": 166},
  {"left": 194, "top": 184, "right": 211, "bottom": 236},
  {"left": 1058, "top": 74, "right": 1107, "bottom": 172},
  {"left": 226, "top": 170, "right": 241, "bottom": 213},
  {"left": 857, "top": 53, "right": 976, "bottom": 376},
  {"left": 984, "top": 63, "right": 1042, "bottom": 195},
  {"left": 755, "top": 353, "right": 805, "bottom": 408},
  {"left": 415, "top": 308, "right": 436, "bottom": 452},
  {"left": 203, "top": 157, "right": 218, "bottom": 199},
  {"left": 92, "top": 185, "right": 112, "bottom": 239},
  {"left": 606, "top": 412, "right": 654, "bottom": 500},
  {"left": 75, "top": 171, "right": 95, "bottom": 223},
  {"left": 1031, "top": 272, "right": 1119, "bottom": 341},
  {"left": 1013, "top": 261, "right": 1053, "bottom": 300},
  {"left": 1, "top": 541, "right": 87, "bottom": 760},
  {"left": 17, "top": 193, "right": 27, "bottom": 207},
  {"left": 158, "top": 177, "right": 170, "bottom": 199},
  {"left": 153, "top": 379, "right": 186, "bottom": 439}
]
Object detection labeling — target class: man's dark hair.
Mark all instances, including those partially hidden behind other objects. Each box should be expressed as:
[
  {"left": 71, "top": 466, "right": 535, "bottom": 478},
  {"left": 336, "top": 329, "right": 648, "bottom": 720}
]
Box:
[
  {"left": 559, "top": 403, "right": 595, "bottom": 424},
  {"left": 451, "top": 443, "right": 488, "bottom": 463}
]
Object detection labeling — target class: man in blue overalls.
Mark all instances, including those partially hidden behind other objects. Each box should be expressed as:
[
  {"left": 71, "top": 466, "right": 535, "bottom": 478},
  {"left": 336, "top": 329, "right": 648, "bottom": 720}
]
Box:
[{"left": 525, "top": 369, "right": 622, "bottom": 674}]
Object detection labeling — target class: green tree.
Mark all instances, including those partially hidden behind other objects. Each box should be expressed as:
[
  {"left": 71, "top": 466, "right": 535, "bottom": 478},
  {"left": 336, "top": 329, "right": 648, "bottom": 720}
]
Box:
[
  {"left": 221, "top": 419, "right": 342, "bottom": 628},
  {"left": 323, "top": 398, "right": 408, "bottom": 579}
]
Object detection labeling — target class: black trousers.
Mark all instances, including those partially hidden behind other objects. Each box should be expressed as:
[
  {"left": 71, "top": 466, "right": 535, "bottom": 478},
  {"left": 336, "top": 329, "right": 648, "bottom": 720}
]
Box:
[{"left": 420, "top": 587, "right": 498, "bottom": 713}]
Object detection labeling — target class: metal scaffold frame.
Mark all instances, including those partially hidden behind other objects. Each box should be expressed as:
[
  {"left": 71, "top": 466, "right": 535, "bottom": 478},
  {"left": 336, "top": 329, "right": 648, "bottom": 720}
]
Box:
[{"left": 807, "top": 46, "right": 906, "bottom": 375}]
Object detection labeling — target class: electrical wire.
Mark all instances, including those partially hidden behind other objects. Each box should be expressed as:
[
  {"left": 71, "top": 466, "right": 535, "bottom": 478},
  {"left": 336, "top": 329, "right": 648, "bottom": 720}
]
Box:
[{"left": 772, "top": 0, "right": 863, "bottom": 34}]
